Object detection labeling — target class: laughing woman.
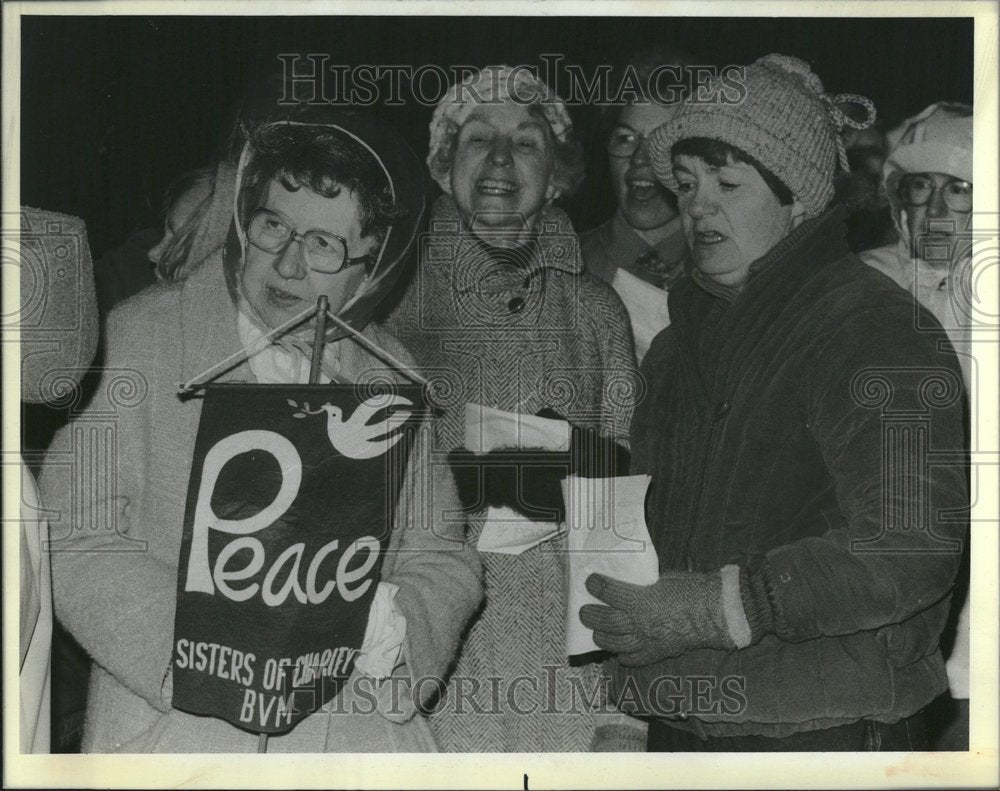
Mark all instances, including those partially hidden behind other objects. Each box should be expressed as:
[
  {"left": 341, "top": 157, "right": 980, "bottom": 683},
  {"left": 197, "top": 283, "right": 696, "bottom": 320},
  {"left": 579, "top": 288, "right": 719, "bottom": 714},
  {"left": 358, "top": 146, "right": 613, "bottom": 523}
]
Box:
[{"left": 388, "top": 66, "right": 639, "bottom": 751}]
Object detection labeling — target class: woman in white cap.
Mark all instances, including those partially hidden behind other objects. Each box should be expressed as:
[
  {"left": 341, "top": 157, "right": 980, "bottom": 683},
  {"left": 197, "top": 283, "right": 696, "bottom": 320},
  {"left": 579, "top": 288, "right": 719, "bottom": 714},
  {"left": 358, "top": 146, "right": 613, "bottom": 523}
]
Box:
[
  {"left": 580, "top": 54, "right": 968, "bottom": 751},
  {"left": 862, "top": 101, "right": 974, "bottom": 749},
  {"left": 862, "top": 102, "right": 974, "bottom": 383},
  {"left": 390, "top": 65, "right": 639, "bottom": 751}
]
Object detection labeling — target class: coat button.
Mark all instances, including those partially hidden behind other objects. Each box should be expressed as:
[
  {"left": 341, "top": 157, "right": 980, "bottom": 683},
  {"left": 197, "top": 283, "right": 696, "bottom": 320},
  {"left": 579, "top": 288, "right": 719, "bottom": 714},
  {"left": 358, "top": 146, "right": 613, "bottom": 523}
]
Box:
[
  {"left": 715, "top": 400, "right": 731, "bottom": 420},
  {"left": 507, "top": 296, "right": 525, "bottom": 314}
]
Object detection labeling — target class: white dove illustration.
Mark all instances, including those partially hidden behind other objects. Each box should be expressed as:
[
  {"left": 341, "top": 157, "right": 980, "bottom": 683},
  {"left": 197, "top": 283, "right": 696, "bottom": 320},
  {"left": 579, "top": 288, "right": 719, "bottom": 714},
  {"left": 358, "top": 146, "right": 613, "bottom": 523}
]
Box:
[{"left": 307, "top": 395, "right": 414, "bottom": 459}]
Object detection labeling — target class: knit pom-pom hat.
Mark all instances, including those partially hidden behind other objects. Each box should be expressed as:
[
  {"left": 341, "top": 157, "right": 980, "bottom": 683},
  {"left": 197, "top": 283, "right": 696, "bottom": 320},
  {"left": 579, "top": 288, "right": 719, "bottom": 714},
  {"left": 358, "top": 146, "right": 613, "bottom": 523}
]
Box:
[{"left": 648, "top": 54, "right": 876, "bottom": 218}]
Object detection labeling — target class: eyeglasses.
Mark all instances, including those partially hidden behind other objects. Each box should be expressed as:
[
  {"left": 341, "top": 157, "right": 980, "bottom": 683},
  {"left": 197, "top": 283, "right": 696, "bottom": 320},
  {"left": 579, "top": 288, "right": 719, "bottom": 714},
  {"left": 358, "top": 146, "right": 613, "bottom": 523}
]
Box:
[
  {"left": 246, "top": 208, "right": 377, "bottom": 274},
  {"left": 607, "top": 126, "right": 653, "bottom": 159},
  {"left": 897, "top": 175, "right": 973, "bottom": 213}
]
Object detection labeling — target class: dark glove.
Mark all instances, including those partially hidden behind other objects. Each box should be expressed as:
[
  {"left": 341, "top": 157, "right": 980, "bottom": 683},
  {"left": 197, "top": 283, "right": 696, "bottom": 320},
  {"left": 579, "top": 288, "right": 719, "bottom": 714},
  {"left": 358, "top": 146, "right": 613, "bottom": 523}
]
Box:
[
  {"left": 448, "top": 410, "right": 630, "bottom": 522},
  {"left": 448, "top": 446, "right": 567, "bottom": 522},
  {"left": 579, "top": 568, "right": 749, "bottom": 666},
  {"left": 535, "top": 408, "right": 630, "bottom": 479}
]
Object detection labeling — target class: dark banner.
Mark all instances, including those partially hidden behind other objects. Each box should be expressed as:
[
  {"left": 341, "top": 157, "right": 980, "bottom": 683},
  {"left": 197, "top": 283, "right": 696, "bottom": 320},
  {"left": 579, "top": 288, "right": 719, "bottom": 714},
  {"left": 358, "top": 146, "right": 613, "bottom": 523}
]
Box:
[{"left": 171, "top": 383, "right": 423, "bottom": 734}]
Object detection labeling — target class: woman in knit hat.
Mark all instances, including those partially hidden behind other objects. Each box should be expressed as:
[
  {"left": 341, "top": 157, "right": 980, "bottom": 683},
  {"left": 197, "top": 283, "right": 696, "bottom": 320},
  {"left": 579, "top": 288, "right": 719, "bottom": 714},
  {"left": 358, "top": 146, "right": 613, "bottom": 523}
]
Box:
[
  {"left": 389, "top": 65, "right": 639, "bottom": 751},
  {"left": 579, "top": 54, "right": 968, "bottom": 750}
]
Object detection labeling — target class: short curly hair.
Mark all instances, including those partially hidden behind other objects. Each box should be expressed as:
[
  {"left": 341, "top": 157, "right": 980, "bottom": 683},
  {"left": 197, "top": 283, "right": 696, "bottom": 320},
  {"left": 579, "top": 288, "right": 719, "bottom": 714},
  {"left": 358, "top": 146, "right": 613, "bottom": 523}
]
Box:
[
  {"left": 428, "top": 103, "right": 586, "bottom": 199},
  {"left": 238, "top": 123, "right": 405, "bottom": 245}
]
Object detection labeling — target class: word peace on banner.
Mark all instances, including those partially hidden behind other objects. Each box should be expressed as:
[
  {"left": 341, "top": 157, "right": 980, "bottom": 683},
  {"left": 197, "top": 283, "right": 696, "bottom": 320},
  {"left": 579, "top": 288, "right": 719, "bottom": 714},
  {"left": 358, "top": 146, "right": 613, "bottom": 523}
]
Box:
[{"left": 171, "top": 382, "right": 423, "bottom": 734}]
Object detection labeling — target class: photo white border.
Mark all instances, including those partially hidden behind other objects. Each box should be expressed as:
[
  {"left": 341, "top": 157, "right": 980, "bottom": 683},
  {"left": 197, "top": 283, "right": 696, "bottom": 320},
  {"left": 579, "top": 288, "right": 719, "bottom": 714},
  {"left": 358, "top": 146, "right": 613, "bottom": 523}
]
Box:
[{"left": 3, "top": 1, "right": 997, "bottom": 788}]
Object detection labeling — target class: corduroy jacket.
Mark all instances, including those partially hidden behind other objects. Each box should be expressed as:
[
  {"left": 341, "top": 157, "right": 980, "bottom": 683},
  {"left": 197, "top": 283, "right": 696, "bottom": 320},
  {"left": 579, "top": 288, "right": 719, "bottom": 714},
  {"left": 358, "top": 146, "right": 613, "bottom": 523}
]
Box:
[{"left": 618, "top": 207, "right": 967, "bottom": 738}]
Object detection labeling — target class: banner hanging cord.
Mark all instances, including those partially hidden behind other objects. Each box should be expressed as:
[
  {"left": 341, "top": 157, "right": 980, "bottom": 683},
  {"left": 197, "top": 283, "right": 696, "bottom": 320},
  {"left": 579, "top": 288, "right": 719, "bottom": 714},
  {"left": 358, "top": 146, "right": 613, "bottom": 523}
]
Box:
[
  {"left": 322, "top": 305, "right": 430, "bottom": 387},
  {"left": 178, "top": 298, "right": 429, "bottom": 393},
  {"left": 177, "top": 303, "right": 315, "bottom": 394}
]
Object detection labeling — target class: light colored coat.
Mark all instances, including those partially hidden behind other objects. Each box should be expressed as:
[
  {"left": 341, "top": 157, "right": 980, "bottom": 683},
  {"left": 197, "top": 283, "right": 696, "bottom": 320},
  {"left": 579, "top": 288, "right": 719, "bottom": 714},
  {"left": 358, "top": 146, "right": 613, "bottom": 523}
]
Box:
[
  {"left": 861, "top": 102, "right": 974, "bottom": 701},
  {"left": 40, "top": 257, "right": 482, "bottom": 752}
]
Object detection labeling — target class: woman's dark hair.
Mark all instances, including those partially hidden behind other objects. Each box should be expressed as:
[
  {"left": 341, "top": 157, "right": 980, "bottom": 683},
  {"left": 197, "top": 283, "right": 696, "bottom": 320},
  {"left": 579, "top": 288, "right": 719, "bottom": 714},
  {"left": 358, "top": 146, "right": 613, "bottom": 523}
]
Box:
[
  {"left": 672, "top": 137, "right": 794, "bottom": 205},
  {"left": 239, "top": 124, "right": 405, "bottom": 245}
]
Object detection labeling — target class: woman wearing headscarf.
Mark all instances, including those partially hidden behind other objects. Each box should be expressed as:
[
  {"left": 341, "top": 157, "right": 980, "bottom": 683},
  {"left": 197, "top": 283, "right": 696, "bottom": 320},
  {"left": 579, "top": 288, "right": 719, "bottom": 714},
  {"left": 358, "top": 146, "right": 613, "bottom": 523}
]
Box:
[
  {"left": 40, "top": 106, "right": 481, "bottom": 752},
  {"left": 579, "top": 55, "right": 968, "bottom": 751},
  {"left": 388, "top": 66, "right": 638, "bottom": 751}
]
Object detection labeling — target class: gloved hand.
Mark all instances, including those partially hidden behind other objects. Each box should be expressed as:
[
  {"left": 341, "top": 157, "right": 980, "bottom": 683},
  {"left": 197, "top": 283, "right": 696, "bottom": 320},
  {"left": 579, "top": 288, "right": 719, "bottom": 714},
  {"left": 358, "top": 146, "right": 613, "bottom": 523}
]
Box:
[
  {"left": 535, "top": 408, "right": 631, "bottom": 479},
  {"left": 448, "top": 409, "right": 630, "bottom": 522},
  {"left": 579, "top": 567, "right": 750, "bottom": 666},
  {"left": 447, "top": 447, "right": 567, "bottom": 521}
]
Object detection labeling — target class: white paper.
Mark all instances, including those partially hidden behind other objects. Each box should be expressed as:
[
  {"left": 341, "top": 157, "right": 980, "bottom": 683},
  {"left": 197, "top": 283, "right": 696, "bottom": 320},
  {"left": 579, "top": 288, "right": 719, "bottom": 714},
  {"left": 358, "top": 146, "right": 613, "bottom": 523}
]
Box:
[
  {"left": 562, "top": 474, "right": 660, "bottom": 656},
  {"left": 464, "top": 402, "right": 571, "bottom": 453},
  {"left": 476, "top": 505, "right": 562, "bottom": 555},
  {"left": 609, "top": 268, "right": 671, "bottom": 365}
]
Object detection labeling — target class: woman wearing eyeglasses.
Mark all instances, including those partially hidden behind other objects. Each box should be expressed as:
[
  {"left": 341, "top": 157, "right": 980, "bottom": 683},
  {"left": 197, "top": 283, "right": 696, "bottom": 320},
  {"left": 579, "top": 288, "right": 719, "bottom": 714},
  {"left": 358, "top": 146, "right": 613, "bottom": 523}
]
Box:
[
  {"left": 581, "top": 48, "right": 693, "bottom": 364},
  {"left": 40, "top": 107, "right": 482, "bottom": 752},
  {"left": 862, "top": 103, "right": 974, "bottom": 386},
  {"left": 861, "top": 102, "right": 973, "bottom": 749}
]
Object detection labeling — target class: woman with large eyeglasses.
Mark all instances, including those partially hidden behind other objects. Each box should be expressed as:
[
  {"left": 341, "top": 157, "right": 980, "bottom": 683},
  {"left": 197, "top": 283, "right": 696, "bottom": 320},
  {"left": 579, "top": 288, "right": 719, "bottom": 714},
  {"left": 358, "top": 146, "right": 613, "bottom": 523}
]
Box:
[
  {"left": 861, "top": 102, "right": 974, "bottom": 381},
  {"left": 246, "top": 207, "right": 380, "bottom": 274},
  {"left": 40, "top": 107, "right": 482, "bottom": 753},
  {"left": 861, "top": 102, "right": 974, "bottom": 750}
]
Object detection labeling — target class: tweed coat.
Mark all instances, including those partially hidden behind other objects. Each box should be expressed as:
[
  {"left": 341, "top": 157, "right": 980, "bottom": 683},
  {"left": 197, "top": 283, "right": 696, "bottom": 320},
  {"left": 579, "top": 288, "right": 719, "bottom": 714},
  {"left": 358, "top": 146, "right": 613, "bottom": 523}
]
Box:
[{"left": 387, "top": 196, "right": 638, "bottom": 751}]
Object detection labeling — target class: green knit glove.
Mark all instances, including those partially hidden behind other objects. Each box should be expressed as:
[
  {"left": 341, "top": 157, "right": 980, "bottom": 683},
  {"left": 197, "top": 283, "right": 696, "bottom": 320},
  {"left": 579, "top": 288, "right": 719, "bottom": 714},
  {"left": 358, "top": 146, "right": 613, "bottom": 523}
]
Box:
[{"left": 579, "top": 567, "right": 751, "bottom": 666}]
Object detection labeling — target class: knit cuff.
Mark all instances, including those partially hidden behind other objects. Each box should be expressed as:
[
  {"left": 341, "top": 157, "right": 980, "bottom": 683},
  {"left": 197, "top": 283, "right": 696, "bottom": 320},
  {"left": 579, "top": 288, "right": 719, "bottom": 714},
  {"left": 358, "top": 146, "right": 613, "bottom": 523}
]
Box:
[
  {"left": 719, "top": 565, "right": 752, "bottom": 648},
  {"left": 740, "top": 566, "right": 777, "bottom": 644}
]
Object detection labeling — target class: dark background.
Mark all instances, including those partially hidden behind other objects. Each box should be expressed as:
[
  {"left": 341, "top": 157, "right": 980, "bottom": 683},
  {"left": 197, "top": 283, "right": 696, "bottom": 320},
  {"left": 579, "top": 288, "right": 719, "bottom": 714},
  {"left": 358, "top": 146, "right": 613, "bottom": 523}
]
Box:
[{"left": 22, "top": 15, "right": 973, "bottom": 257}]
